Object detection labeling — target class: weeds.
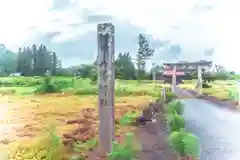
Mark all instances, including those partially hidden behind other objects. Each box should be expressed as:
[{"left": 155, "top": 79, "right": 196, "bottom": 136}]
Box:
[
  {"left": 72, "top": 139, "right": 97, "bottom": 152},
  {"left": 108, "top": 133, "right": 140, "bottom": 160},
  {"left": 8, "top": 124, "right": 66, "bottom": 160},
  {"left": 168, "top": 129, "right": 200, "bottom": 158},
  {"left": 119, "top": 111, "right": 140, "bottom": 125},
  {"left": 35, "top": 76, "right": 61, "bottom": 94},
  {"left": 166, "top": 100, "right": 184, "bottom": 115},
  {"left": 165, "top": 99, "right": 200, "bottom": 159}
]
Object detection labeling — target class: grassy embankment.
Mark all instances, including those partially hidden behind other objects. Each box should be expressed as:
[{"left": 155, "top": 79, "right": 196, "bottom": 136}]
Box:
[{"left": 180, "top": 80, "right": 236, "bottom": 100}]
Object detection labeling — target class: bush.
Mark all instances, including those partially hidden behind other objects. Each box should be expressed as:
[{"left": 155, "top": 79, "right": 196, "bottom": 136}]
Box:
[
  {"left": 167, "top": 114, "right": 185, "bottom": 132},
  {"left": 35, "top": 76, "right": 61, "bottom": 94},
  {"left": 166, "top": 100, "right": 184, "bottom": 115},
  {"left": 165, "top": 91, "right": 177, "bottom": 102},
  {"left": 168, "top": 129, "right": 200, "bottom": 158},
  {"left": 119, "top": 111, "right": 140, "bottom": 125},
  {"left": 202, "top": 83, "right": 211, "bottom": 88},
  {"left": 8, "top": 125, "right": 66, "bottom": 160},
  {"left": 108, "top": 133, "right": 140, "bottom": 160}
]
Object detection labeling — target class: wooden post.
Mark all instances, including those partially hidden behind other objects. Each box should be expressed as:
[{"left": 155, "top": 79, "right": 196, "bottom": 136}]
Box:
[
  {"left": 152, "top": 63, "right": 156, "bottom": 85},
  {"left": 237, "top": 80, "right": 240, "bottom": 107},
  {"left": 172, "top": 66, "right": 176, "bottom": 93},
  {"left": 197, "top": 66, "right": 202, "bottom": 95},
  {"left": 97, "top": 23, "right": 115, "bottom": 153},
  {"left": 161, "top": 88, "right": 166, "bottom": 102}
]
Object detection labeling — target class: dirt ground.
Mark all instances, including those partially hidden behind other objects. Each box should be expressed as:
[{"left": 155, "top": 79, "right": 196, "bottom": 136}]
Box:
[
  {"left": 87, "top": 101, "right": 177, "bottom": 160},
  {"left": 135, "top": 117, "right": 177, "bottom": 160}
]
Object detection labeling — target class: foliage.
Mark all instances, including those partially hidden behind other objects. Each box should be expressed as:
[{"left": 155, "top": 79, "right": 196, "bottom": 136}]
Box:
[
  {"left": 119, "top": 111, "right": 140, "bottom": 125},
  {"left": 8, "top": 124, "right": 66, "bottom": 160},
  {"left": 115, "top": 52, "right": 136, "bottom": 80},
  {"left": 168, "top": 129, "right": 200, "bottom": 157},
  {"left": 166, "top": 100, "right": 184, "bottom": 115},
  {"left": 35, "top": 76, "right": 61, "bottom": 94},
  {"left": 202, "top": 83, "right": 212, "bottom": 88},
  {"left": 17, "top": 44, "right": 61, "bottom": 76},
  {"left": 227, "top": 86, "right": 238, "bottom": 101},
  {"left": 166, "top": 114, "right": 185, "bottom": 132},
  {"left": 76, "top": 64, "right": 97, "bottom": 81},
  {"left": 72, "top": 138, "right": 98, "bottom": 159},
  {"left": 165, "top": 100, "right": 185, "bottom": 132},
  {"left": 135, "top": 34, "right": 154, "bottom": 82},
  {"left": 0, "top": 44, "right": 17, "bottom": 75},
  {"left": 0, "top": 77, "right": 163, "bottom": 96},
  {"left": 107, "top": 133, "right": 140, "bottom": 160},
  {"left": 165, "top": 91, "right": 177, "bottom": 102}
]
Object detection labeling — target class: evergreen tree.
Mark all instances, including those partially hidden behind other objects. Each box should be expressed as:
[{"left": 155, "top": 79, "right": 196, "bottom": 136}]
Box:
[{"left": 136, "top": 34, "right": 154, "bottom": 81}]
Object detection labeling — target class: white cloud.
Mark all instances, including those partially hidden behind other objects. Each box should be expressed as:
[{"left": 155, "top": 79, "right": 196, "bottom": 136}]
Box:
[
  {"left": 0, "top": 0, "right": 52, "bottom": 47},
  {"left": 0, "top": 0, "right": 240, "bottom": 71},
  {"left": 75, "top": 0, "right": 240, "bottom": 71}
]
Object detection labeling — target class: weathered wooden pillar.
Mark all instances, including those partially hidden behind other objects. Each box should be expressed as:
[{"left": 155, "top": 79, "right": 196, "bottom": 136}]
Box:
[
  {"left": 197, "top": 66, "right": 202, "bottom": 95},
  {"left": 97, "top": 23, "right": 115, "bottom": 153},
  {"left": 171, "top": 66, "right": 176, "bottom": 93}
]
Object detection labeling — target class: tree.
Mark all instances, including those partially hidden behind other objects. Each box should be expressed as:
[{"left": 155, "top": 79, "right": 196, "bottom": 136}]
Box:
[
  {"left": 52, "top": 52, "right": 57, "bottom": 76},
  {"left": 77, "top": 64, "right": 96, "bottom": 79},
  {"left": 0, "top": 45, "right": 17, "bottom": 75},
  {"left": 16, "top": 44, "right": 61, "bottom": 76},
  {"left": 115, "top": 52, "right": 136, "bottom": 79},
  {"left": 136, "top": 34, "right": 154, "bottom": 81}
]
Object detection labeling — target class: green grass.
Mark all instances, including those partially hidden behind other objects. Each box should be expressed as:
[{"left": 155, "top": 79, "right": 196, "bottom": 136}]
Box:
[
  {"left": 181, "top": 79, "right": 237, "bottom": 100},
  {"left": 0, "top": 77, "right": 165, "bottom": 97}
]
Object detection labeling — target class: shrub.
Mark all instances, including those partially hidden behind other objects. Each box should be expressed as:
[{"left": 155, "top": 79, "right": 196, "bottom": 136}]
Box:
[
  {"left": 166, "top": 91, "right": 177, "bottom": 102},
  {"left": 166, "top": 100, "right": 184, "bottom": 115},
  {"left": 168, "top": 129, "right": 200, "bottom": 158},
  {"left": 119, "top": 111, "right": 140, "bottom": 125},
  {"left": 35, "top": 76, "right": 61, "bottom": 94},
  {"left": 8, "top": 125, "right": 66, "bottom": 160},
  {"left": 202, "top": 83, "right": 211, "bottom": 88},
  {"left": 167, "top": 114, "right": 185, "bottom": 132},
  {"left": 107, "top": 133, "right": 140, "bottom": 160}
]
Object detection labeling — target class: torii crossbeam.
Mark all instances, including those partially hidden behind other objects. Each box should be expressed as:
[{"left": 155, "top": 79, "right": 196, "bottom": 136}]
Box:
[{"left": 163, "top": 60, "right": 212, "bottom": 95}]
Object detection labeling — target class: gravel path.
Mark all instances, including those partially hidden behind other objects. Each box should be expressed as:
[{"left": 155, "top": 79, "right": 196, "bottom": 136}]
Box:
[{"left": 183, "top": 99, "right": 240, "bottom": 160}]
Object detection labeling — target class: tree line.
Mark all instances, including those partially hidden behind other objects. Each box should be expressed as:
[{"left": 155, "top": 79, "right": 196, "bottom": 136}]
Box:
[
  {"left": 16, "top": 44, "right": 62, "bottom": 76},
  {"left": 0, "top": 33, "right": 237, "bottom": 81}
]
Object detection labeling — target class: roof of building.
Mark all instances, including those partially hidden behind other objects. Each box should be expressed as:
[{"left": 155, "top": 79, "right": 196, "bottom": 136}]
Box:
[
  {"left": 162, "top": 66, "right": 186, "bottom": 76},
  {"left": 163, "top": 60, "right": 212, "bottom": 67}
]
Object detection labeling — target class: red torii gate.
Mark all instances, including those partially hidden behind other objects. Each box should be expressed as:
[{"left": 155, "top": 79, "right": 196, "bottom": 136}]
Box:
[{"left": 162, "top": 61, "right": 212, "bottom": 94}]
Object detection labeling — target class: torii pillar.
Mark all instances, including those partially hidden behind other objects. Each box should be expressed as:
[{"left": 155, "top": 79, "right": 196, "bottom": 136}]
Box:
[
  {"left": 171, "top": 66, "right": 177, "bottom": 93},
  {"left": 197, "top": 66, "right": 202, "bottom": 95}
]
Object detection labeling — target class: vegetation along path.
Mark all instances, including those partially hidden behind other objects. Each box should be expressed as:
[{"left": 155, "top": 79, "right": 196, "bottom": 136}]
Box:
[{"left": 183, "top": 98, "right": 240, "bottom": 160}]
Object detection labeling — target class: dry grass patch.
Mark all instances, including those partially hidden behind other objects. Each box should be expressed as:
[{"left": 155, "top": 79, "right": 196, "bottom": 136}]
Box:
[{"left": 0, "top": 94, "right": 154, "bottom": 159}]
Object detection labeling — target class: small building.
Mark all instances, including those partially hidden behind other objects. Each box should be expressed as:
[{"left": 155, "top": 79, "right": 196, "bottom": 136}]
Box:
[
  {"left": 156, "top": 65, "right": 192, "bottom": 84},
  {"left": 157, "top": 60, "right": 212, "bottom": 84},
  {"left": 9, "top": 72, "right": 23, "bottom": 76}
]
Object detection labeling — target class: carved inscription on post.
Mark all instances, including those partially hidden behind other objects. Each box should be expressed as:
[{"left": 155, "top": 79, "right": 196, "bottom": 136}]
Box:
[{"left": 97, "top": 23, "right": 115, "bottom": 153}]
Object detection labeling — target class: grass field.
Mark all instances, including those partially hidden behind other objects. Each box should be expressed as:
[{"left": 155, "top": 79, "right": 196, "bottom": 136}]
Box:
[
  {"left": 181, "top": 80, "right": 237, "bottom": 100},
  {"left": 0, "top": 76, "right": 235, "bottom": 159},
  {"left": 0, "top": 77, "right": 166, "bottom": 159}
]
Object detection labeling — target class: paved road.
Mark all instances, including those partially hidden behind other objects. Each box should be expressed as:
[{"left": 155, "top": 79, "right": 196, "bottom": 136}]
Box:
[{"left": 183, "top": 99, "right": 240, "bottom": 160}]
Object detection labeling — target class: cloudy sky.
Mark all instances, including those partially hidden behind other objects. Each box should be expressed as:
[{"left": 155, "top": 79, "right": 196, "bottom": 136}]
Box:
[{"left": 0, "top": 0, "right": 239, "bottom": 71}]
